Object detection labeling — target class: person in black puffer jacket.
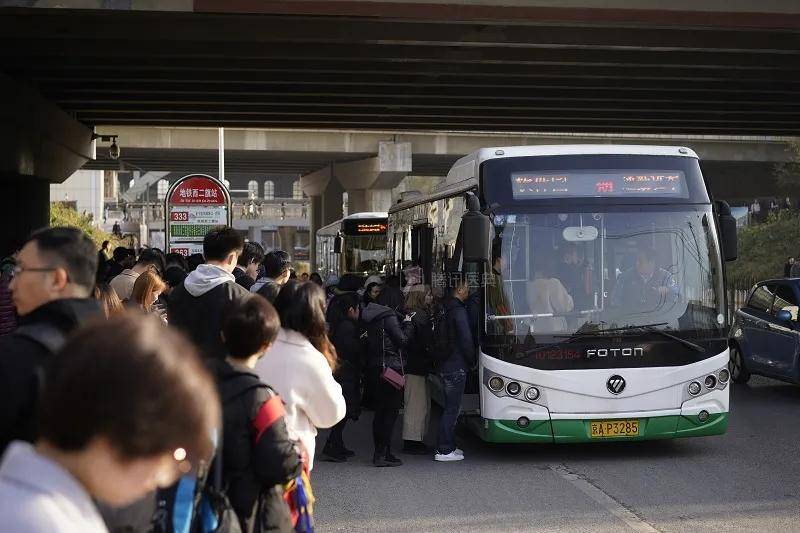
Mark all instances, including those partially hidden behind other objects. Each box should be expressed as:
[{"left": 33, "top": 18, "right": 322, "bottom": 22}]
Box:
[
  {"left": 360, "top": 285, "right": 414, "bottom": 467},
  {"left": 214, "top": 296, "right": 303, "bottom": 533},
  {"left": 321, "top": 292, "right": 364, "bottom": 462},
  {"left": 401, "top": 286, "right": 434, "bottom": 455}
]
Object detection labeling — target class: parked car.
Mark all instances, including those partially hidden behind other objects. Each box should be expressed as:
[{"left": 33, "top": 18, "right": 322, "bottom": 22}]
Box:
[{"left": 729, "top": 279, "right": 800, "bottom": 385}]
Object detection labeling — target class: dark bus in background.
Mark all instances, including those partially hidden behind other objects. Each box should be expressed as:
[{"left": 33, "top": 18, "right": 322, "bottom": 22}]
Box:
[{"left": 316, "top": 212, "right": 389, "bottom": 280}]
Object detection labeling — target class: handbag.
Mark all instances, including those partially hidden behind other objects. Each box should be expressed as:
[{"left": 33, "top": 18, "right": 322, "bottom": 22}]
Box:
[{"left": 380, "top": 328, "right": 406, "bottom": 390}]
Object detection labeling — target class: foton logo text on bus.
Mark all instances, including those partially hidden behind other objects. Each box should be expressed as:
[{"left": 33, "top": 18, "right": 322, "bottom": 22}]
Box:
[{"left": 586, "top": 348, "right": 645, "bottom": 358}]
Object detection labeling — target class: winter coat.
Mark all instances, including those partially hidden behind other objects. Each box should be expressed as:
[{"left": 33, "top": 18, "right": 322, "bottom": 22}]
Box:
[
  {"left": 330, "top": 317, "right": 364, "bottom": 418},
  {"left": 167, "top": 264, "right": 251, "bottom": 360},
  {"left": 405, "top": 309, "right": 433, "bottom": 376},
  {"left": 254, "top": 328, "right": 346, "bottom": 470},
  {"left": 360, "top": 302, "right": 413, "bottom": 372},
  {"left": 439, "top": 297, "right": 475, "bottom": 374},
  {"left": 234, "top": 266, "right": 256, "bottom": 291},
  {"left": 0, "top": 275, "right": 16, "bottom": 336},
  {"left": 0, "top": 298, "right": 102, "bottom": 454},
  {"left": 213, "top": 359, "right": 302, "bottom": 533}
]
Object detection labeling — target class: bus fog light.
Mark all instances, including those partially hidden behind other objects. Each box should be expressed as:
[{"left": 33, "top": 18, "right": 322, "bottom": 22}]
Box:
[
  {"left": 525, "top": 387, "right": 540, "bottom": 402},
  {"left": 704, "top": 375, "right": 717, "bottom": 389},
  {"left": 718, "top": 369, "right": 730, "bottom": 383},
  {"left": 698, "top": 410, "right": 709, "bottom": 422},
  {"left": 506, "top": 382, "right": 521, "bottom": 396},
  {"left": 688, "top": 381, "right": 701, "bottom": 395},
  {"left": 488, "top": 376, "right": 504, "bottom": 392},
  {"left": 517, "top": 416, "right": 530, "bottom": 428}
]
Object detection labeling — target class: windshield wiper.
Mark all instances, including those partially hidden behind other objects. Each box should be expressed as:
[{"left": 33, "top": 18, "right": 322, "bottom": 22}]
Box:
[{"left": 555, "top": 322, "right": 705, "bottom": 353}]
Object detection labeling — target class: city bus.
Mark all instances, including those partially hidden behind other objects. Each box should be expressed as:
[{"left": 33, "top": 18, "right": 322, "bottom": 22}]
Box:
[
  {"left": 388, "top": 145, "right": 738, "bottom": 443},
  {"left": 316, "top": 212, "right": 389, "bottom": 280}
]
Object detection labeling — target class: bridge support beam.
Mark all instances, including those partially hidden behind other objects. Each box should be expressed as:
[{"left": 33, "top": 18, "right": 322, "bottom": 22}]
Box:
[
  {"left": 335, "top": 142, "right": 412, "bottom": 215},
  {"left": 0, "top": 73, "right": 94, "bottom": 256}
]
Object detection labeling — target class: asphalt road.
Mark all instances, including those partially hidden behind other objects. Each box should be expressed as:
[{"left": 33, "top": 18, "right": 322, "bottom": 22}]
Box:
[{"left": 312, "top": 375, "right": 800, "bottom": 532}]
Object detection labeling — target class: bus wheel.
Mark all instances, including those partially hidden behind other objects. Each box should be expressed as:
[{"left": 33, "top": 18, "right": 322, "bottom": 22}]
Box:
[{"left": 729, "top": 344, "right": 751, "bottom": 385}]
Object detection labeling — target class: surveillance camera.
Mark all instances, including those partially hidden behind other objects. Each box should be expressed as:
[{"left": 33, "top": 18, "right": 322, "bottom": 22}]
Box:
[{"left": 108, "top": 140, "right": 121, "bottom": 160}]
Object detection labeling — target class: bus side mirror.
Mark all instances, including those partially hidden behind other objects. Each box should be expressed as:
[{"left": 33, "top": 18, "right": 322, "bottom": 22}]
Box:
[
  {"left": 461, "top": 192, "right": 491, "bottom": 263},
  {"left": 715, "top": 200, "right": 738, "bottom": 262},
  {"left": 333, "top": 233, "right": 343, "bottom": 254}
]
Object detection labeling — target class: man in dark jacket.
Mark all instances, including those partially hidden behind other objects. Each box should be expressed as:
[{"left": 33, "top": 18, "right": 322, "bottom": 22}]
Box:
[
  {"left": 168, "top": 227, "right": 250, "bottom": 360},
  {"left": 435, "top": 277, "right": 475, "bottom": 463},
  {"left": 234, "top": 242, "right": 265, "bottom": 291},
  {"left": 361, "top": 295, "right": 414, "bottom": 467},
  {"left": 0, "top": 227, "right": 101, "bottom": 454},
  {"left": 252, "top": 250, "right": 292, "bottom": 303}
]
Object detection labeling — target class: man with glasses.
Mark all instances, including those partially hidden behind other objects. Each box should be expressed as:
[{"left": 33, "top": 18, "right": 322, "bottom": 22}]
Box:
[
  {"left": 109, "top": 248, "right": 165, "bottom": 302},
  {"left": 0, "top": 227, "right": 101, "bottom": 454}
]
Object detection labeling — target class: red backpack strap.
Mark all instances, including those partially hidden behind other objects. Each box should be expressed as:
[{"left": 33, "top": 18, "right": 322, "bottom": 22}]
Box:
[{"left": 252, "top": 393, "right": 286, "bottom": 443}]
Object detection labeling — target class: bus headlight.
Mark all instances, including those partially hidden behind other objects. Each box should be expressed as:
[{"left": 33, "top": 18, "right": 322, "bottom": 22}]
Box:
[
  {"left": 704, "top": 375, "right": 717, "bottom": 389},
  {"left": 688, "top": 381, "right": 701, "bottom": 396},
  {"left": 506, "top": 382, "right": 521, "bottom": 396},
  {"left": 525, "top": 387, "right": 540, "bottom": 402},
  {"left": 718, "top": 369, "right": 730, "bottom": 383},
  {"left": 488, "top": 376, "right": 505, "bottom": 392}
]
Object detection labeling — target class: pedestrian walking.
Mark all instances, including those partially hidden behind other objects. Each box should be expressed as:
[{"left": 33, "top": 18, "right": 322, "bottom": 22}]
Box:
[
  {"left": 168, "top": 227, "right": 250, "bottom": 360},
  {"left": 234, "top": 242, "right": 265, "bottom": 291},
  {"left": 0, "top": 313, "right": 219, "bottom": 533},
  {"left": 361, "top": 282, "right": 414, "bottom": 467},
  {"left": 252, "top": 250, "right": 292, "bottom": 303},
  {"left": 402, "top": 286, "right": 434, "bottom": 455},
  {"left": 322, "top": 292, "right": 364, "bottom": 462},
  {"left": 0, "top": 227, "right": 102, "bottom": 454},
  {"left": 435, "top": 276, "right": 475, "bottom": 462},
  {"left": 214, "top": 296, "right": 303, "bottom": 532},
  {"left": 255, "top": 281, "right": 346, "bottom": 470}
]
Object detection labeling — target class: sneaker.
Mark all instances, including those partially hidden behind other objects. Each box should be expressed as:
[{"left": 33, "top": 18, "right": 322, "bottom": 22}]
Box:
[
  {"left": 402, "top": 440, "right": 430, "bottom": 455},
  {"left": 434, "top": 451, "right": 465, "bottom": 462},
  {"left": 340, "top": 446, "right": 356, "bottom": 458},
  {"left": 373, "top": 453, "right": 401, "bottom": 467},
  {"left": 454, "top": 448, "right": 464, "bottom": 456},
  {"left": 384, "top": 452, "right": 403, "bottom": 466}
]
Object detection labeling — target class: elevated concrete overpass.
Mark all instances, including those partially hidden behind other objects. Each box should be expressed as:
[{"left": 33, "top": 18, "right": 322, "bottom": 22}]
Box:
[{"left": 2, "top": 0, "right": 800, "bottom": 256}]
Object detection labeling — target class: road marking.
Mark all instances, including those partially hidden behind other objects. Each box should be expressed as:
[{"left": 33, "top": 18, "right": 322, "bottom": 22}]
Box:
[{"left": 550, "top": 464, "right": 660, "bottom": 533}]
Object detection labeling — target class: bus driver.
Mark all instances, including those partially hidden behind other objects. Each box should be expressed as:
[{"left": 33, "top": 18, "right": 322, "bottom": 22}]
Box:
[{"left": 611, "top": 247, "right": 679, "bottom": 314}]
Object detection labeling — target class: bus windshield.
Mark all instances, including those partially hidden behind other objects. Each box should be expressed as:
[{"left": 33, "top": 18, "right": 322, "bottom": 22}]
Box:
[
  {"left": 486, "top": 206, "right": 725, "bottom": 341},
  {"left": 343, "top": 234, "right": 387, "bottom": 274}
]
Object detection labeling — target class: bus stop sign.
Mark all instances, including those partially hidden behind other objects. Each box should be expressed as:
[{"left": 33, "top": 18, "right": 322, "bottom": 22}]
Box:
[{"left": 165, "top": 174, "right": 231, "bottom": 256}]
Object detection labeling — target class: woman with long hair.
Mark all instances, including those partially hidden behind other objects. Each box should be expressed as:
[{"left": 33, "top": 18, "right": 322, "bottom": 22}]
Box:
[
  {"left": 93, "top": 283, "right": 124, "bottom": 318},
  {"left": 401, "top": 286, "right": 434, "bottom": 454},
  {"left": 255, "top": 281, "right": 345, "bottom": 469},
  {"left": 130, "top": 270, "right": 167, "bottom": 318}
]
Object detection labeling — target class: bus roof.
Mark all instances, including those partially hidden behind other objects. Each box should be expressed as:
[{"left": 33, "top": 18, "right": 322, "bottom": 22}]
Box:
[
  {"left": 317, "top": 211, "right": 388, "bottom": 235},
  {"left": 446, "top": 144, "right": 699, "bottom": 185}
]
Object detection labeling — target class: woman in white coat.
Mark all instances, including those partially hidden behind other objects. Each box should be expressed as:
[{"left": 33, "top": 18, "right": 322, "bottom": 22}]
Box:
[
  {"left": 256, "top": 281, "right": 346, "bottom": 470},
  {"left": 527, "top": 255, "right": 574, "bottom": 334}
]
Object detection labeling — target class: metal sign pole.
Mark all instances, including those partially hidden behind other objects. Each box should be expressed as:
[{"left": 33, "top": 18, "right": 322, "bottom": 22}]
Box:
[{"left": 218, "top": 127, "right": 225, "bottom": 187}]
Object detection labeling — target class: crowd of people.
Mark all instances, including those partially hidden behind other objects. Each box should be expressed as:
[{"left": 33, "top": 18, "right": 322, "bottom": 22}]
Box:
[{"left": 0, "top": 224, "right": 477, "bottom": 533}]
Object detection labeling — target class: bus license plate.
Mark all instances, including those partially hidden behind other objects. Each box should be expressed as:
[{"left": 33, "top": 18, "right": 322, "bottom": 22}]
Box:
[{"left": 590, "top": 419, "right": 640, "bottom": 438}]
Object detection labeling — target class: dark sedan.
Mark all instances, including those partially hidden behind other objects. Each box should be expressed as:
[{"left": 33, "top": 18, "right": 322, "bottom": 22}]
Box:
[{"left": 729, "top": 279, "right": 800, "bottom": 385}]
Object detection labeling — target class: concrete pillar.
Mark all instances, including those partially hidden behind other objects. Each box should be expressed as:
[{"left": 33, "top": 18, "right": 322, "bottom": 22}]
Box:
[
  {"left": 1, "top": 174, "right": 50, "bottom": 257},
  {"left": 277, "top": 227, "right": 297, "bottom": 255},
  {"left": 309, "top": 195, "right": 323, "bottom": 270},
  {"left": 335, "top": 142, "right": 412, "bottom": 213}
]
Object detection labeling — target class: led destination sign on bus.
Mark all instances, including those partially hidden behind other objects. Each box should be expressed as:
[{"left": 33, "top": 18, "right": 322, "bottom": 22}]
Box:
[
  {"left": 342, "top": 219, "right": 388, "bottom": 235},
  {"left": 511, "top": 170, "right": 686, "bottom": 199}
]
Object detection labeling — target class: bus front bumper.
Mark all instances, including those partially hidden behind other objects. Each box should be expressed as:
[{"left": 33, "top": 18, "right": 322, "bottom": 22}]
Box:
[{"left": 471, "top": 412, "right": 728, "bottom": 444}]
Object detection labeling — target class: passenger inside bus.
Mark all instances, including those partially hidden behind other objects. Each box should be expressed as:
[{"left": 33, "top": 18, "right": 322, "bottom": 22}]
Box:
[{"left": 526, "top": 255, "right": 574, "bottom": 334}]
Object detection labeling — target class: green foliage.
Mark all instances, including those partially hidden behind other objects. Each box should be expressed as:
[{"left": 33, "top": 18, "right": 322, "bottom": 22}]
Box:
[
  {"left": 49, "top": 202, "right": 124, "bottom": 250},
  {"left": 773, "top": 142, "right": 800, "bottom": 196},
  {"left": 727, "top": 209, "right": 800, "bottom": 281}
]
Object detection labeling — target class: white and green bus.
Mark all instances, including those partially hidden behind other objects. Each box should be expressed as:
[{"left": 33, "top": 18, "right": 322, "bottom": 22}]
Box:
[{"left": 388, "top": 145, "right": 737, "bottom": 443}]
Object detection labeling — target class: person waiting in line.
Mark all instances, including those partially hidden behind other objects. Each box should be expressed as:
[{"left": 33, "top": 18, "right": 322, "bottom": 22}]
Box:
[
  {"left": 130, "top": 270, "right": 167, "bottom": 322},
  {"left": 309, "top": 272, "right": 324, "bottom": 286},
  {"left": 361, "top": 279, "right": 415, "bottom": 467},
  {"left": 0, "top": 227, "right": 102, "bottom": 455},
  {"left": 322, "top": 292, "right": 364, "bottom": 462},
  {"left": 526, "top": 255, "right": 574, "bottom": 334},
  {"left": 610, "top": 247, "right": 679, "bottom": 315},
  {"left": 234, "top": 241, "right": 265, "bottom": 291},
  {"left": 168, "top": 227, "right": 250, "bottom": 360},
  {"left": 0, "top": 256, "right": 17, "bottom": 335},
  {"left": 435, "top": 276, "right": 475, "bottom": 463},
  {"left": 255, "top": 281, "right": 346, "bottom": 471},
  {"left": 0, "top": 313, "right": 219, "bottom": 533},
  {"left": 252, "top": 250, "right": 292, "bottom": 303},
  {"left": 300, "top": 272, "right": 310, "bottom": 282},
  {"left": 109, "top": 248, "right": 165, "bottom": 302},
  {"left": 93, "top": 283, "right": 124, "bottom": 318},
  {"left": 105, "top": 246, "right": 133, "bottom": 282},
  {"left": 187, "top": 252, "right": 204, "bottom": 272},
  {"left": 401, "top": 286, "right": 434, "bottom": 455},
  {"left": 214, "top": 296, "right": 303, "bottom": 532},
  {"left": 165, "top": 252, "right": 189, "bottom": 272}
]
